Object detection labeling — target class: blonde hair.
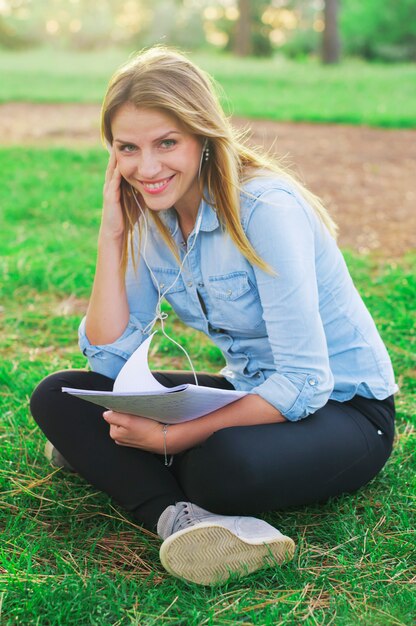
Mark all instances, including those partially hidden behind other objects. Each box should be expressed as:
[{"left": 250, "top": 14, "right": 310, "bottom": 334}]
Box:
[{"left": 101, "top": 46, "right": 337, "bottom": 271}]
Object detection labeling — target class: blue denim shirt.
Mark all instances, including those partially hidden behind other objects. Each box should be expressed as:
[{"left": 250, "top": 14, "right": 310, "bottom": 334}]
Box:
[{"left": 79, "top": 177, "right": 398, "bottom": 421}]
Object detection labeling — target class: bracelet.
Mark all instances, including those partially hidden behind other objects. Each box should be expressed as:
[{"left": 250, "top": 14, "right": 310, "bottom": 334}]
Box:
[{"left": 162, "top": 424, "right": 173, "bottom": 467}]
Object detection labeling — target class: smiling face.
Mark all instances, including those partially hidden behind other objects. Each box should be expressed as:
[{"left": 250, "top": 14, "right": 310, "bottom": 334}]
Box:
[{"left": 111, "top": 103, "right": 203, "bottom": 219}]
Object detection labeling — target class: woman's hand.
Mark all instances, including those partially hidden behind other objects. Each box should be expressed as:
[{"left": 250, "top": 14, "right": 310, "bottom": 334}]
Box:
[
  {"left": 84, "top": 146, "right": 130, "bottom": 345},
  {"left": 103, "top": 395, "right": 286, "bottom": 456},
  {"left": 100, "top": 147, "right": 125, "bottom": 241},
  {"left": 103, "top": 410, "right": 165, "bottom": 454}
]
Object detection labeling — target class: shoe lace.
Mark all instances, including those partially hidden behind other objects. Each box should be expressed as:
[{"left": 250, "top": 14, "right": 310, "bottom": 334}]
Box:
[{"left": 173, "top": 502, "right": 196, "bottom": 534}]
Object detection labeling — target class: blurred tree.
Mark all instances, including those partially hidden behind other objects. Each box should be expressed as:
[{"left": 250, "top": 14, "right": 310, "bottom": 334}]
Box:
[
  {"left": 341, "top": 0, "right": 416, "bottom": 61},
  {"left": 229, "top": 0, "right": 272, "bottom": 57},
  {"left": 2, "top": 0, "right": 413, "bottom": 60},
  {"left": 276, "top": 0, "right": 415, "bottom": 62},
  {"left": 234, "top": 0, "right": 251, "bottom": 56},
  {"left": 0, "top": 15, "right": 24, "bottom": 48},
  {"left": 0, "top": 0, "right": 38, "bottom": 48},
  {"left": 275, "top": 0, "right": 319, "bottom": 59},
  {"left": 0, "top": 0, "right": 210, "bottom": 51},
  {"left": 322, "top": 0, "right": 340, "bottom": 63},
  {"left": 138, "top": 0, "right": 207, "bottom": 50},
  {"left": 0, "top": 0, "right": 149, "bottom": 49}
]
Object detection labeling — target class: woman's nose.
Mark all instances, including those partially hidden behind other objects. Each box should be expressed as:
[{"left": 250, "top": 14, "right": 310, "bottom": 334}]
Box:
[{"left": 136, "top": 151, "right": 162, "bottom": 179}]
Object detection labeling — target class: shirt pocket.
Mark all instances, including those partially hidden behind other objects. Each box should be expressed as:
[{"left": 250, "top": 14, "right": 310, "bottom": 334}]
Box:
[
  {"left": 151, "top": 267, "right": 194, "bottom": 323},
  {"left": 207, "top": 271, "right": 264, "bottom": 334}
]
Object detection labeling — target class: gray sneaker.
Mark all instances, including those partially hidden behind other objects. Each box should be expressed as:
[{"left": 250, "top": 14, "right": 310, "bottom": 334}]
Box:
[
  {"left": 44, "top": 440, "right": 75, "bottom": 472},
  {"left": 157, "top": 501, "right": 295, "bottom": 585}
]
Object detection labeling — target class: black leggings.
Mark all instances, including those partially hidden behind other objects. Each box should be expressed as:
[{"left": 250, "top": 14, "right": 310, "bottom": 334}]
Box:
[{"left": 30, "top": 370, "right": 395, "bottom": 530}]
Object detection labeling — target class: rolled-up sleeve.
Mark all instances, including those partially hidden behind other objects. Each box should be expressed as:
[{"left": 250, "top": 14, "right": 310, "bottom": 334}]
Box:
[
  {"left": 78, "top": 233, "right": 159, "bottom": 380},
  {"left": 245, "top": 187, "right": 334, "bottom": 420},
  {"left": 78, "top": 314, "right": 146, "bottom": 380}
]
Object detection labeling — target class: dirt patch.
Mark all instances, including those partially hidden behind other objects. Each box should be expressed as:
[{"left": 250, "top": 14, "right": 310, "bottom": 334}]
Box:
[{"left": 1, "top": 102, "right": 415, "bottom": 256}]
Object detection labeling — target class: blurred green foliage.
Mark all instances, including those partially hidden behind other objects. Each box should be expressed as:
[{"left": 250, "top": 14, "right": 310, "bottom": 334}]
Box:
[
  {"left": 0, "top": 0, "right": 415, "bottom": 61},
  {"left": 341, "top": 0, "right": 416, "bottom": 61}
]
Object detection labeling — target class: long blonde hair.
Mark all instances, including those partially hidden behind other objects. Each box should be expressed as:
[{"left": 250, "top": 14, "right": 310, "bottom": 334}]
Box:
[{"left": 101, "top": 46, "right": 337, "bottom": 271}]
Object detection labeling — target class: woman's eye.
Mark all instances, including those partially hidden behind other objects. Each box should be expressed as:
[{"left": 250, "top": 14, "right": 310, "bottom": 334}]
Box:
[
  {"left": 120, "top": 144, "right": 137, "bottom": 153},
  {"left": 160, "top": 139, "right": 176, "bottom": 149}
]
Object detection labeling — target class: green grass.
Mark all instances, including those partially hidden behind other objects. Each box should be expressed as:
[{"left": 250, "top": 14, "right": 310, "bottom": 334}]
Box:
[
  {"left": 0, "top": 148, "right": 415, "bottom": 625},
  {"left": 0, "top": 47, "right": 415, "bottom": 127}
]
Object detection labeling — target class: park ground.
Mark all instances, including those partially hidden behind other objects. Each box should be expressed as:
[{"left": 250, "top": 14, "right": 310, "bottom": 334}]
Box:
[{"left": 1, "top": 97, "right": 415, "bottom": 625}]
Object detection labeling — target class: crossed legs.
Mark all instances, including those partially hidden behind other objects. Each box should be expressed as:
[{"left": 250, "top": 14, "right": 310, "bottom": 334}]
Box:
[{"left": 30, "top": 370, "right": 395, "bottom": 530}]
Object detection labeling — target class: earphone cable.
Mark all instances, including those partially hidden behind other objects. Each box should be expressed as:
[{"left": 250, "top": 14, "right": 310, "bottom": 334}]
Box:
[{"left": 132, "top": 190, "right": 200, "bottom": 385}]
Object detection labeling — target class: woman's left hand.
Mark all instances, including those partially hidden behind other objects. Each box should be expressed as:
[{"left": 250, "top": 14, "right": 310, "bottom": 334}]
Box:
[{"left": 103, "top": 410, "right": 165, "bottom": 454}]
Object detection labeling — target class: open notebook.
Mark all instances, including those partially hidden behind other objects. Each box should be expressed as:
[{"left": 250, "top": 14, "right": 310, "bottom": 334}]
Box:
[{"left": 62, "top": 334, "right": 246, "bottom": 424}]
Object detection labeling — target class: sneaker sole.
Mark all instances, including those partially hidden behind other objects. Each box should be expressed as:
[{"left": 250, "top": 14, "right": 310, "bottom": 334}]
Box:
[{"left": 159, "top": 522, "right": 295, "bottom": 585}]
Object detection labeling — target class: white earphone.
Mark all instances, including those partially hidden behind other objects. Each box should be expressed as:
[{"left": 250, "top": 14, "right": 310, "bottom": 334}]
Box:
[{"left": 131, "top": 188, "right": 201, "bottom": 385}]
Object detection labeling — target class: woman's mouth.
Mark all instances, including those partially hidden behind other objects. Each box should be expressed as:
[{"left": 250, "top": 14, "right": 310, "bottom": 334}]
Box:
[{"left": 140, "top": 175, "right": 175, "bottom": 195}]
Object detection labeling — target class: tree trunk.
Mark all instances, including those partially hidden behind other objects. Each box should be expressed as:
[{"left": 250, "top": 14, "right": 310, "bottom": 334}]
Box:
[
  {"left": 234, "top": 0, "right": 252, "bottom": 57},
  {"left": 322, "top": 0, "right": 340, "bottom": 64}
]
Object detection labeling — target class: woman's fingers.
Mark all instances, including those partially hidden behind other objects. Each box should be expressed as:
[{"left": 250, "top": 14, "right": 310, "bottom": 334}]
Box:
[
  {"left": 104, "top": 411, "right": 131, "bottom": 443},
  {"left": 103, "top": 411, "right": 164, "bottom": 453},
  {"left": 110, "top": 164, "right": 122, "bottom": 191},
  {"left": 104, "top": 150, "right": 123, "bottom": 200},
  {"left": 103, "top": 410, "right": 130, "bottom": 429},
  {"left": 104, "top": 159, "right": 121, "bottom": 196},
  {"left": 104, "top": 146, "right": 117, "bottom": 185},
  {"left": 101, "top": 158, "right": 125, "bottom": 238}
]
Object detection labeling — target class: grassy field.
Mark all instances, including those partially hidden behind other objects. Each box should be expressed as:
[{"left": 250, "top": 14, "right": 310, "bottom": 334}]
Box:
[
  {"left": 0, "top": 148, "right": 415, "bottom": 625},
  {"left": 0, "top": 47, "right": 415, "bottom": 127}
]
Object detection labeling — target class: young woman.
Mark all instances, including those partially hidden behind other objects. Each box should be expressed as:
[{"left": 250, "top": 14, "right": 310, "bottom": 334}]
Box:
[{"left": 30, "top": 47, "right": 397, "bottom": 586}]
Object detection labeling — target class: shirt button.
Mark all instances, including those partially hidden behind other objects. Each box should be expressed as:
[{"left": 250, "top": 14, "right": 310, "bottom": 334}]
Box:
[
  {"left": 198, "top": 282, "right": 204, "bottom": 288},
  {"left": 226, "top": 289, "right": 232, "bottom": 296},
  {"left": 187, "top": 281, "right": 193, "bottom": 287},
  {"left": 159, "top": 283, "right": 165, "bottom": 289},
  {"left": 308, "top": 378, "right": 317, "bottom": 386}
]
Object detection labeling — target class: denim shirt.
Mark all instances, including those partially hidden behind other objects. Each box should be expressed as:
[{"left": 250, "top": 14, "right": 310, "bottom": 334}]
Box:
[{"left": 79, "top": 177, "right": 398, "bottom": 421}]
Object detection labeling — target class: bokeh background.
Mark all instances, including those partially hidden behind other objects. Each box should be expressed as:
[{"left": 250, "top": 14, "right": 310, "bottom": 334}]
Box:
[{"left": 1, "top": 0, "right": 415, "bottom": 62}]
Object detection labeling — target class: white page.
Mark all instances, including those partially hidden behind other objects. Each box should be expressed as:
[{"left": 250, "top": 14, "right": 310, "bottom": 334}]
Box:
[
  {"left": 62, "top": 385, "right": 246, "bottom": 423},
  {"left": 113, "top": 333, "right": 165, "bottom": 393},
  {"left": 62, "top": 332, "right": 247, "bottom": 422},
  {"left": 62, "top": 385, "right": 188, "bottom": 397}
]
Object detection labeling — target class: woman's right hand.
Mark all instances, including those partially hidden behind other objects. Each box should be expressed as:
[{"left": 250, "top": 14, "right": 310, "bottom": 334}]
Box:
[
  {"left": 85, "top": 146, "right": 130, "bottom": 345},
  {"left": 100, "top": 147, "right": 125, "bottom": 241}
]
